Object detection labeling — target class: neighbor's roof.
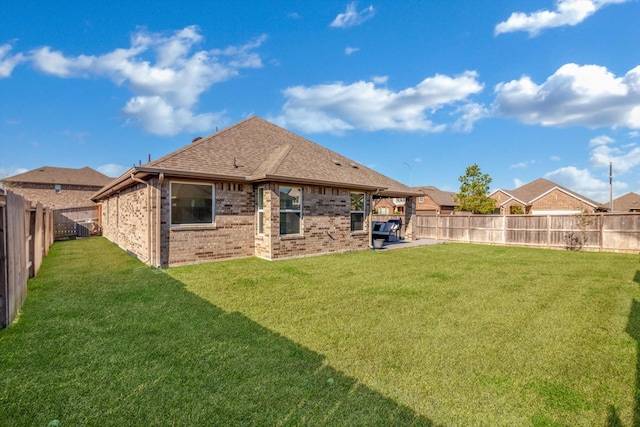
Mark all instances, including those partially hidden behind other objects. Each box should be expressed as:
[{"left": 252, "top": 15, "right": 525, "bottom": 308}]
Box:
[
  {"left": 93, "top": 117, "right": 417, "bottom": 200},
  {"left": 607, "top": 191, "right": 640, "bottom": 212},
  {"left": 1, "top": 166, "right": 111, "bottom": 187},
  {"left": 414, "top": 186, "right": 458, "bottom": 206},
  {"left": 492, "top": 178, "right": 603, "bottom": 208}
]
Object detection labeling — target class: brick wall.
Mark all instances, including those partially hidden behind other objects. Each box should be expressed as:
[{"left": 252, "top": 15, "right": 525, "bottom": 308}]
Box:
[
  {"left": 100, "top": 179, "right": 394, "bottom": 266},
  {"left": 416, "top": 195, "right": 439, "bottom": 214},
  {"left": 532, "top": 189, "right": 596, "bottom": 212},
  {"left": 161, "top": 181, "right": 255, "bottom": 266},
  {"left": 100, "top": 183, "right": 150, "bottom": 262},
  {"left": 4, "top": 183, "right": 100, "bottom": 209},
  {"left": 266, "top": 185, "right": 370, "bottom": 260}
]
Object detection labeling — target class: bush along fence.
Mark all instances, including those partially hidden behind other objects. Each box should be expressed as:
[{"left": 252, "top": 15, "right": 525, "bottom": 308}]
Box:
[
  {"left": 413, "top": 213, "right": 640, "bottom": 253},
  {"left": 0, "top": 189, "right": 54, "bottom": 328}
]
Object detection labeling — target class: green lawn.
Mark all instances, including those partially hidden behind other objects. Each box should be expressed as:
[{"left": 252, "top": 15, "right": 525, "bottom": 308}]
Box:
[{"left": 1, "top": 238, "right": 639, "bottom": 426}]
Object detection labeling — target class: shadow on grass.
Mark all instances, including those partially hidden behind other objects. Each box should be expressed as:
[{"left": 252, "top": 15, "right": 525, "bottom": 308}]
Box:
[
  {"left": 0, "top": 239, "right": 437, "bottom": 426},
  {"left": 625, "top": 298, "right": 640, "bottom": 427}
]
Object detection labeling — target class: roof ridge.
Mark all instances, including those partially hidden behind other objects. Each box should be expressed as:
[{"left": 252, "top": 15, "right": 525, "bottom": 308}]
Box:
[{"left": 146, "top": 116, "right": 259, "bottom": 168}]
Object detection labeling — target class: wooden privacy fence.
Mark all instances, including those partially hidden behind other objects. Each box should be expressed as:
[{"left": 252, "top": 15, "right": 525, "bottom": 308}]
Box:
[
  {"left": 414, "top": 213, "right": 640, "bottom": 253},
  {"left": 54, "top": 206, "right": 100, "bottom": 239},
  {"left": 0, "top": 189, "right": 54, "bottom": 328}
]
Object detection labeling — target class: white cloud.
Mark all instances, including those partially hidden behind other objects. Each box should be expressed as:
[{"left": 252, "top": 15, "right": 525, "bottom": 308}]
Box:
[
  {"left": 274, "top": 71, "right": 485, "bottom": 134},
  {"left": 345, "top": 47, "right": 360, "bottom": 55},
  {"left": 372, "top": 75, "right": 388, "bottom": 84},
  {"left": 0, "top": 167, "right": 28, "bottom": 180},
  {"left": 544, "top": 166, "right": 619, "bottom": 202},
  {"left": 550, "top": 155, "right": 561, "bottom": 161},
  {"left": 495, "top": 0, "right": 630, "bottom": 37},
  {"left": 330, "top": 2, "right": 375, "bottom": 28},
  {"left": 589, "top": 135, "right": 614, "bottom": 146},
  {"left": 493, "top": 63, "right": 640, "bottom": 129},
  {"left": 27, "top": 26, "right": 266, "bottom": 135},
  {"left": 510, "top": 160, "right": 535, "bottom": 169},
  {"left": 31, "top": 46, "right": 95, "bottom": 77},
  {"left": 452, "top": 102, "right": 488, "bottom": 132},
  {"left": 123, "top": 96, "right": 226, "bottom": 136},
  {"left": 588, "top": 135, "right": 640, "bottom": 173},
  {"left": 0, "top": 43, "right": 26, "bottom": 78},
  {"left": 97, "top": 163, "right": 129, "bottom": 178}
]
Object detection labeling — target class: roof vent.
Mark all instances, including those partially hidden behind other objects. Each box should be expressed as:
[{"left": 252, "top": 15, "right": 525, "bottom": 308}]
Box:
[
  {"left": 349, "top": 163, "right": 359, "bottom": 169},
  {"left": 332, "top": 160, "right": 342, "bottom": 166},
  {"left": 192, "top": 136, "right": 202, "bottom": 143}
]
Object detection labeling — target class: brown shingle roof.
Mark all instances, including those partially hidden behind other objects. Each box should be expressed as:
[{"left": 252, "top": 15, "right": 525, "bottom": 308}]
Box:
[
  {"left": 96, "top": 117, "right": 416, "bottom": 199},
  {"left": 607, "top": 192, "right": 640, "bottom": 212},
  {"left": 1, "top": 166, "right": 111, "bottom": 187},
  {"left": 496, "top": 178, "right": 603, "bottom": 208},
  {"left": 414, "top": 186, "right": 458, "bottom": 206}
]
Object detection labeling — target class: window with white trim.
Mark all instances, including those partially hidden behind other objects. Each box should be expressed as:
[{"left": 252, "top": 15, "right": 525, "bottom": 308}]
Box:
[
  {"left": 170, "top": 182, "right": 214, "bottom": 225},
  {"left": 279, "top": 186, "right": 301, "bottom": 235},
  {"left": 351, "top": 192, "right": 365, "bottom": 231},
  {"left": 257, "top": 187, "right": 265, "bottom": 234}
]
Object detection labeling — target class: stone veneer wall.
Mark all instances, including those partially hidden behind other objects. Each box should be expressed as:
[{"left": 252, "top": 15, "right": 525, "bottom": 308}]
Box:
[{"left": 161, "top": 181, "right": 255, "bottom": 266}]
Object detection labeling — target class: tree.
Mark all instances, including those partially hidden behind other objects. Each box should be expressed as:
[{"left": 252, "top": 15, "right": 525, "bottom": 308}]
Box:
[{"left": 454, "top": 164, "right": 496, "bottom": 214}]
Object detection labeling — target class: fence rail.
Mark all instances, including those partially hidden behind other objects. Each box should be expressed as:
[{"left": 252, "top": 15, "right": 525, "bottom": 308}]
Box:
[
  {"left": 53, "top": 206, "right": 100, "bottom": 239},
  {"left": 0, "top": 190, "right": 54, "bottom": 328},
  {"left": 412, "top": 213, "right": 640, "bottom": 253}
]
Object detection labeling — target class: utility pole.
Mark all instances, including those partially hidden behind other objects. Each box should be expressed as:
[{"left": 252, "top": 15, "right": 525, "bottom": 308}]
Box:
[{"left": 609, "top": 162, "right": 613, "bottom": 212}]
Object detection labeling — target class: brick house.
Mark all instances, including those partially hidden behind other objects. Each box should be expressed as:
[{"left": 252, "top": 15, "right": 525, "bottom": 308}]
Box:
[
  {"left": 414, "top": 186, "right": 458, "bottom": 214},
  {"left": 92, "top": 117, "right": 418, "bottom": 267},
  {"left": 1, "top": 166, "right": 111, "bottom": 209},
  {"left": 607, "top": 192, "right": 640, "bottom": 212},
  {"left": 373, "top": 197, "right": 405, "bottom": 214},
  {"left": 490, "top": 178, "right": 606, "bottom": 215}
]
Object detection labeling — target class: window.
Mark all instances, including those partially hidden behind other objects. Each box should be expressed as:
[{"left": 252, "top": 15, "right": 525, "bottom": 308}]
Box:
[
  {"left": 351, "top": 192, "right": 365, "bottom": 231},
  {"left": 418, "top": 196, "right": 424, "bottom": 203},
  {"left": 171, "top": 182, "right": 214, "bottom": 225},
  {"left": 280, "top": 186, "right": 301, "bottom": 235},
  {"left": 54, "top": 184, "right": 61, "bottom": 193},
  {"left": 257, "top": 187, "right": 265, "bottom": 234}
]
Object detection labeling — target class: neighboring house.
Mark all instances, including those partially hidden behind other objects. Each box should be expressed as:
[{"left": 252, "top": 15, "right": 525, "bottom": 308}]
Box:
[
  {"left": 490, "top": 178, "right": 606, "bottom": 215},
  {"left": 414, "top": 186, "right": 458, "bottom": 214},
  {"left": 607, "top": 192, "right": 640, "bottom": 212},
  {"left": 1, "top": 166, "right": 111, "bottom": 209},
  {"left": 92, "top": 117, "right": 418, "bottom": 267},
  {"left": 373, "top": 197, "right": 405, "bottom": 214}
]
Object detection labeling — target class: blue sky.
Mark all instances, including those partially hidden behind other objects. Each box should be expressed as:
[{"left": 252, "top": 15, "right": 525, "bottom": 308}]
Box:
[{"left": 1, "top": 0, "right": 639, "bottom": 203}]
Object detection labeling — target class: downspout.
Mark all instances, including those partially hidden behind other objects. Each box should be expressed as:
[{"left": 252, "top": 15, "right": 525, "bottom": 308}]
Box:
[
  {"left": 156, "top": 173, "right": 164, "bottom": 267},
  {"left": 131, "top": 173, "right": 152, "bottom": 265}
]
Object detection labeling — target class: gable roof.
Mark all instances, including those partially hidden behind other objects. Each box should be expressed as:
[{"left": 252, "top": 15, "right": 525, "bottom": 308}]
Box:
[
  {"left": 607, "top": 191, "right": 640, "bottom": 212},
  {"left": 93, "top": 117, "right": 417, "bottom": 200},
  {"left": 490, "top": 178, "right": 603, "bottom": 209},
  {"left": 1, "top": 166, "right": 111, "bottom": 187},
  {"left": 414, "top": 186, "right": 458, "bottom": 207}
]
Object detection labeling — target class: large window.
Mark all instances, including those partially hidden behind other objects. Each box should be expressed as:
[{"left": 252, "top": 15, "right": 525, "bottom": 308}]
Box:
[
  {"left": 351, "top": 192, "right": 365, "bottom": 231},
  {"left": 257, "top": 187, "right": 265, "bottom": 234},
  {"left": 171, "top": 182, "right": 214, "bottom": 225},
  {"left": 280, "top": 186, "right": 301, "bottom": 235}
]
